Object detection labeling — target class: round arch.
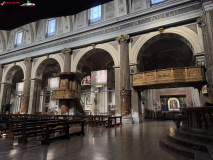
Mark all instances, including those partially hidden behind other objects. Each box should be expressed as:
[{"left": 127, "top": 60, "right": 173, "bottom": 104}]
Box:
[
  {"left": 2, "top": 62, "right": 26, "bottom": 83},
  {"left": 72, "top": 43, "right": 119, "bottom": 72},
  {"left": 130, "top": 26, "right": 203, "bottom": 64},
  {"left": 31, "top": 54, "right": 64, "bottom": 79}
]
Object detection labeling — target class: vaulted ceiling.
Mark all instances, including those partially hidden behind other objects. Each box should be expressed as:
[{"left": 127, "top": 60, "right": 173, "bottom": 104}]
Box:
[{"left": 0, "top": 0, "right": 113, "bottom": 30}]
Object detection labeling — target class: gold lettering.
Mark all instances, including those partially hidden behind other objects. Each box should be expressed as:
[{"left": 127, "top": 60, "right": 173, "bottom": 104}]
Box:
[
  {"left": 102, "top": 30, "right": 106, "bottom": 34},
  {"left": 176, "top": 10, "right": 178, "bottom": 14},
  {"left": 159, "top": 15, "right": 163, "bottom": 19},
  {"left": 169, "top": 12, "right": 173, "bottom": 16},
  {"left": 114, "top": 27, "right": 117, "bottom": 31},
  {"left": 117, "top": 26, "right": 121, "bottom": 30},
  {"left": 154, "top": 16, "right": 158, "bottom": 20},
  {"left": 151, "top": 17, "right": 154, "bottom": 21},
  {"left": 106, "top": 30, "right": 110, "bottom": 33},
  {"left": 164, "top": 14, "right": 167, "bottom": 18},
  {"left": 90, "top": 34, "right": 93, "bottom": 37}
]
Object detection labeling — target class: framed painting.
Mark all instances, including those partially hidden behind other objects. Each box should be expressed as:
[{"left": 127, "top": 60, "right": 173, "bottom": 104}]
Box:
[
  {"left": 16, "top": 82, "right": 24, "bottom": 95},
  {"left": 91, "top": 70, "right": 107, "bottom": 87},
  {"left": 168, "top": 97, "right": 180, "bottom": 111},
  {"left": 47, "top": 77, "right": 60, "bottom": 91}
]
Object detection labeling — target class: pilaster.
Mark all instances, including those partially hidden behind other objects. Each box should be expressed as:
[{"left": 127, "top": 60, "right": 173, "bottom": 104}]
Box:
[
  {"left": 114, "top": 66, "right": 121, "bottom": 116},
  {"left": 28, "top": 78, "right": 43, "bottom": 114},
  {"left": 130, "top": 64, "right": 142, "bottom": 123},
  {"left": 0, "top": 82, "right": 13, "bottom": 113}
]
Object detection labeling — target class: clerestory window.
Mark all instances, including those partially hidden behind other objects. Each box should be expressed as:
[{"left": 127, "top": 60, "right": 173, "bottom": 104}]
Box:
[
  {"left": 47, "top": 19, "right": 56, "bottom": 37},
  {"left": 15, "top": 31, "right": 23, "bottom": 47},
  {"left": 151, "top": 0, "right": 167, "bottom": 5},
  {"left": 90, "top": 5, "right": 101, "bottom": 23}
]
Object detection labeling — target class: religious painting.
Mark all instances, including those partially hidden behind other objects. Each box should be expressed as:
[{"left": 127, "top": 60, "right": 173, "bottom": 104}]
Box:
[
  {"left": 47, "top": 77, "right": 60, "bottom": 91},
  {"left": 86, "top": 94, "right": 92, "bottom": 105},
  {"left": 91, "top": 70, "right": 107, "bottom": 87},
  {"left": 202, "top": 85, "right": 207, "bottom": 94},
  {"left": 16, "top": 82, "right": 24, "bottom": 95},
  {"left": 81, "top": 76, "right": 91, "bottom": 86},
  {"left": 168, "top": 97, "right": 180, "bottom": 111}
]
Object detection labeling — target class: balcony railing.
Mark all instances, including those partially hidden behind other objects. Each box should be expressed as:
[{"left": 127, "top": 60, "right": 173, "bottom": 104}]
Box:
[{"left": 131, "top": 66, "right": 206, "bottom": 88}]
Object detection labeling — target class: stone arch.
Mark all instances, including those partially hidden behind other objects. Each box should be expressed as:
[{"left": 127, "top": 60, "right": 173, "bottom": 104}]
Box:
[
  {"left": 72, "top": 43, "right": 119, "bottom": 72},
  {"left": 2, "top": 62, "right": 26, "bottom": 83},
  {"left": 31, "top": 54, "right": 64, "bottom": 79},
  {"left": 130, "top": 26, "right": 203, "bottom": 64}
]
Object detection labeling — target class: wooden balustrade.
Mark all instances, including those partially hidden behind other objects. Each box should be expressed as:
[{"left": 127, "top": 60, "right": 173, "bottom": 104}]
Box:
[
  {"left": 131, "top": 66, "right": 206, "bottom": 88},
  {"left": 180, "top": 107, "right": 213, "bottom": 136}
]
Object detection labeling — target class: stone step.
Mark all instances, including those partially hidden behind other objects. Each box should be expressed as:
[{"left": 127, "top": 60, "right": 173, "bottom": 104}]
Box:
[
  {"left": 182, "top": 126, "right": 213, "bottom": 136},
  {"left": 176, "top": 129, "right": 213, "bottom": 143},
  {"left": 159, "top": 138, "right": 212, "bottom": 160},
  {"left": 167, "top": 134, "right": 209, "bottom": 152}
]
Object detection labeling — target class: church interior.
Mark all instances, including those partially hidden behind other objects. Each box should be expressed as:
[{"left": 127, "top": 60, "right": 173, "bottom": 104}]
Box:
[{"left": 0, "top": 0, "right": 213, "bottom": 159}]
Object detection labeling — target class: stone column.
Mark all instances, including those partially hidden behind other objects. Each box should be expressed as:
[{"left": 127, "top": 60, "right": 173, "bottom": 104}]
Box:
[
  {"left": 21, "top": 57, "right": 32, "bottom": 113},
  {"left": 28, "top": 79, "right": 42, "bottom": 114},
  {"left": 114, "top": 66, "right": 121, "bottom": 116},
  {"left": 62, "top": 48, "right": 72, "bottom": 72},
  {"left": 116, "top": 34, "right": 132, "bottom": 118}
]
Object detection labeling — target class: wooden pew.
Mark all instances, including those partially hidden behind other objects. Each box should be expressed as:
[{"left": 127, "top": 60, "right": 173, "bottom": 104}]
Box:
[
  {"left": 41, "top": 120, "right": 85, "bottom": 145},
  {"left": 106, "top": 116, "right": 122, "bottom": 128},
  {"left": 83, "top": 115, "right": 94, "bottom": 126},
  {"left": 7, "top": 119, "right": 62, "bottom": 140},
  {"left": 18, "top": 119, "right": 67, "bottom": 144}
]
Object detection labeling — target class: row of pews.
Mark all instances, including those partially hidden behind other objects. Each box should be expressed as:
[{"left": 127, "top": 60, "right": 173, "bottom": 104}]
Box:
[{"left": 0, "top": 114, "right": 122, "bottom": 145}]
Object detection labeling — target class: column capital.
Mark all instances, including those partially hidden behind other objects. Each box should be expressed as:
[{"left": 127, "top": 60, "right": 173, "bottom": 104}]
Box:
[
  {"left": 197, "top": 15, "right": 205, "bottom": 26},
  {"left": 24, "top": 57, "right": 32, "bottom": 63},
  {"left": 61, "top": 48, "right": 72, "bottom": 54},
  {"left": 116, "top": 34, "right": 130, "bottom": 44}
]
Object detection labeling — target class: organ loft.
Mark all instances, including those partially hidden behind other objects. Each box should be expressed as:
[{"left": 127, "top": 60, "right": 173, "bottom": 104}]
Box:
[{"left": 0, "top": 0, "right": 213, "bottom": 160}]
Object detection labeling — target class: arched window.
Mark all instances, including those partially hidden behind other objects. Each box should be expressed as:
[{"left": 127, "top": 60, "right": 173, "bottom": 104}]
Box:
[
  {"left": 81, "top": 76, "right": 91, "bottom": 85},
  {"left": 90, "top": 5, "right": 101, "bottom": 23}
]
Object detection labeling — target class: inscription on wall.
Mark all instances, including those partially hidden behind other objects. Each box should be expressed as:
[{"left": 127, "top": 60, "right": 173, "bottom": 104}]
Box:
[{"left": 0, "top": 2, "right": 202, "bottom": 61}]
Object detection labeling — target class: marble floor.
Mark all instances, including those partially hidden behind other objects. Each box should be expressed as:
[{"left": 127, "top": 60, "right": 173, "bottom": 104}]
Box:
[{"left": 0, "top": 120, "right": 193, "bottom": 160}]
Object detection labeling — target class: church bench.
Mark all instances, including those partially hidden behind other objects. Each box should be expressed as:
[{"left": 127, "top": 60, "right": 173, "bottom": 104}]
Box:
[
  {"left": 41, "top": 120, "right": 85, "bottom": 145},
  {"left": 106, "top": 116, "right": 122, "bottom": 128},
  {"left": 7, "top": 119, "right": 66, "bottom": 140},
  {"left": 83, "top": 115, "right": 94, "bottom": 126},
  {"left": 18, "top": 120, "right": 66, "bottom": 144}
]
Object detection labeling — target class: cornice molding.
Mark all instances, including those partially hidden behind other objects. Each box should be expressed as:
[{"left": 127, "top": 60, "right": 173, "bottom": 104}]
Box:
[{"left": 202, "top": 1, "right": 213, "bottom": 13}]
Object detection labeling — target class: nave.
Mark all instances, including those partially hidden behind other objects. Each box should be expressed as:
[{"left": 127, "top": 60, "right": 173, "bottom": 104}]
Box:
[{"left": 0, "top": 121, "right": 193, "bottom": 160}]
